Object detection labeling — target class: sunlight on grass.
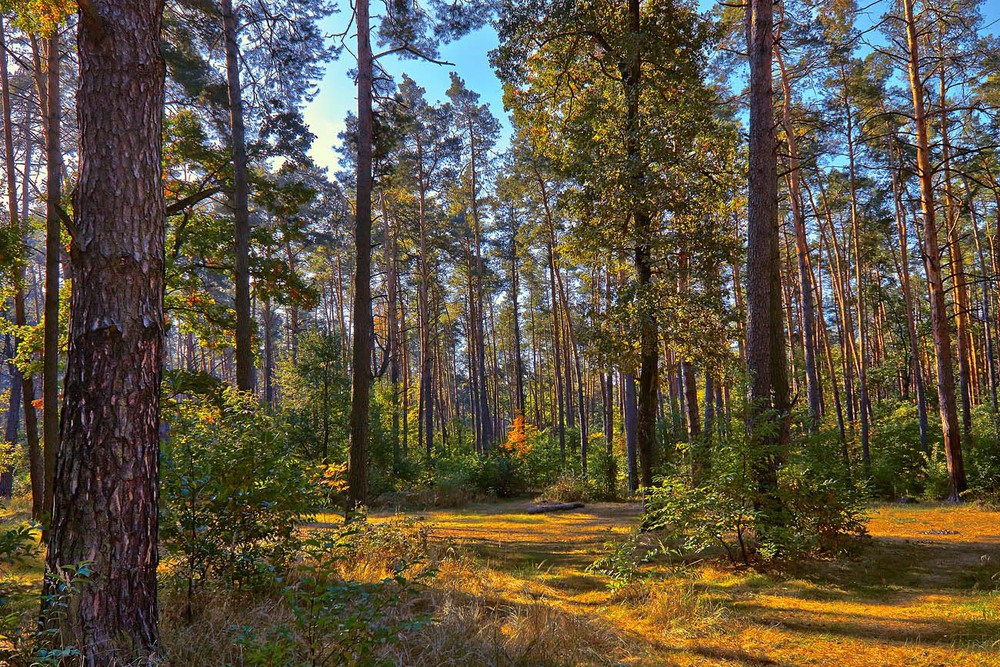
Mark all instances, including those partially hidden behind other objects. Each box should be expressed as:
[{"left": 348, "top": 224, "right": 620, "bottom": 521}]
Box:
[{"left": 5, "top": 500, "right": 1000, "bottom": 665}]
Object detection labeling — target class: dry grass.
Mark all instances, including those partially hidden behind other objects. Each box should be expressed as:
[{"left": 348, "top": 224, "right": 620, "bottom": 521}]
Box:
[{"left": 4, "top": 499, "right": 1000, "bottom": 665}]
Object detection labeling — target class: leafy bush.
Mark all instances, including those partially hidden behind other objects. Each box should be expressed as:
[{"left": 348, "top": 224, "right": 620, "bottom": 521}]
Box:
[
  {"left": 969, "top": 405, "right": 1000, "bottom": 500},
  {"left": 237, "top": 522, "right": 433, "bottom": 667},
  {"left": 588, "top": 532, "right": 667, "bottom": 590},
  {"left": 471, "top": 451, "right": 524, "bottom": 498},
  {"left": 642, "top": 424, "right": 868, "bottom": 565},
  {"left": 868, "top": 402, "right": 937, "bottom": 499},
  {"left": 160, "top": 384, "right": 320, "bottom": 595},
  {"left": 0, "top": 522, "right": 39, "bottom": 642},
  {"left": 642, "top": 475, "right": 755, "bottom": 565},
  {"left": 540, "top": 471, "right": 596, "bottom": 503}
]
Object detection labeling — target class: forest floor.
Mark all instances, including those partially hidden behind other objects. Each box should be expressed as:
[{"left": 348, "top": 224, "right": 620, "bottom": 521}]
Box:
[
  {"left": 344, "top": 500, "right": 1000, "bottom": 666},
  {"left": 3, "top": 500, "right": 999, "bottom": 665}
]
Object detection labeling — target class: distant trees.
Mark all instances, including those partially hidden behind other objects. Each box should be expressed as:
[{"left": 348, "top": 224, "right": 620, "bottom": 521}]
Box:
[{"left": 493, "top": 0, "right": 732, "bottom": 486}]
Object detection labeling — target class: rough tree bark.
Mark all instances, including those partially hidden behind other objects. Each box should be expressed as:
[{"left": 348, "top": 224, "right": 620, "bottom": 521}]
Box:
[
  {"left": 44, "top": 0, "right": 167, "bottom": 659},
  {"left": 347, "top": 0, "right": 373, "bottom": 511},
  {"left": 746, "top": 0, "right": 790, "bottom": 526}
]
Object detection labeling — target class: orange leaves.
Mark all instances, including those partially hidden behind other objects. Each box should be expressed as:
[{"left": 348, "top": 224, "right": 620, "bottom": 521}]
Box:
[
  {"left": 501, "top": 413, "right": 537, "bottom": 459},
  {"left": 6, "top": 0, "right": 73, "bottom": 35}
]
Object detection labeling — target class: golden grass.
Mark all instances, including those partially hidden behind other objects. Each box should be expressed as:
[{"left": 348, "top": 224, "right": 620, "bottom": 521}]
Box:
[
  {"left": 374, "top": 500, "right": 1000, "bottom": 666},
  {"left": 4, "top": 499, "right": 1000, "bottom": 665}
]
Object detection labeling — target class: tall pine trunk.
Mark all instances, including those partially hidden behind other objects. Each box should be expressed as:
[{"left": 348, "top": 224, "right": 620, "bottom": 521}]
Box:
[
  {"left": 903, "top": 0, "right": 966, "bottom": 500},
  {"left": 44, "top": 0, "right": 167, "bottom": 657},
  {"left": 347, "top": 0, "right": 373, "bottom": 510},
  {"left": 746, "top": 0, "right": 790, "bottom": 528},
  {"left": 222, "top": 0, "right": 255, "bottom": 393}
]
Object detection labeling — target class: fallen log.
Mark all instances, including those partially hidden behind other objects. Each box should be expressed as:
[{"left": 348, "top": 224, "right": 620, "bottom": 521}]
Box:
[{"left": 525, "top": 502, "right": 585, "bottom": 515}]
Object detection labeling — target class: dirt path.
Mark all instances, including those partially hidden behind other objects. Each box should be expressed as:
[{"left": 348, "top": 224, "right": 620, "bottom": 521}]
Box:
[{"left": 390, "top": 500, "right": 1000, "bottom": 666}]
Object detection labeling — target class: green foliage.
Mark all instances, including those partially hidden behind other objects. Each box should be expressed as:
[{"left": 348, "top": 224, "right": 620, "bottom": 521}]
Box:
[
  {"left": 160, "top": 384, "right": 320, "bottom": 592},
  {"left": 868, "top": 402, "right": 936, "bottom": 498},
  {"left": 968, "top": 406, "right": 1000, "bottom": 501},
  {"left": 470, "top": 451, "right": 524, "bottom": 498},
  {"left": 1, "top": 556, "right": 89, "bottom": 667},
  {"left": 588, "top": 532, "right": 667, "bottom": 591},
  {"left": 0, "top": 522, "right": 38, "bottom": 638},
  {"left": 237, "top": 521, "right": 433, "bottom": 667},
  {"left": 643, "top": 475, "right": 755, "bottom": 566},
  {"left": 642, "top": 424, "right": 868, "bottom": 565},
  {"left": 277, "top": 331, "right": 350, "bottom": 463}
]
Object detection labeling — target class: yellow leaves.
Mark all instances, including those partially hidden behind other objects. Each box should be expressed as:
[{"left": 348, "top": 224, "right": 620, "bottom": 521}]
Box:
[
  {"left": 316, "top": 461, "right": 349, "bottom": 495},
  {"left": 5, "top": 0, "right": 73, "bottom": 36}
]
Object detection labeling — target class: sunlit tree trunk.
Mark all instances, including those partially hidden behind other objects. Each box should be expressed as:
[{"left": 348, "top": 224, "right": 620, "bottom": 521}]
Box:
[
  {"left": 903, "top": 0, "right": 965, "bottom": 500},
  {"left": 44, "top": 0, "right": 167, "bottom": 657},
  {"left": 746, "top": 0, "right": 789, "bottom": 526}
]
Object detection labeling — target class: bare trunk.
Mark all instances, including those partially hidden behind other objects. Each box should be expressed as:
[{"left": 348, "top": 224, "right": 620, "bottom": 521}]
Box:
[
  {"left": 746, "top": 0, "right": 789, "bottom": 527},
  {"left": 45, "top": 0, "right": 166, "bottom": 657},
  {"left": 222, "top": 0, "right": 255, "bottom": 393},
  {"left": 903, "top": 0, "right": 965, "bottom": 500}
]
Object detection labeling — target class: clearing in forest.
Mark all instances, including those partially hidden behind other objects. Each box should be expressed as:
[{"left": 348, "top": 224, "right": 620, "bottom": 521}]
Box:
[{"left": 382, "top": 500, "right": 1000, "bottom": 667}]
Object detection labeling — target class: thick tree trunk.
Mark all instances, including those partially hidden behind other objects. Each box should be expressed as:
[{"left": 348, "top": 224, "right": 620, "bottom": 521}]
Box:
[
  {"left": 44, "top": 0, "right": 166, "bottom": 659},
  {"left": 903, "top": 0, "right": 966, "bottom": 501},
  {"left": 222, "top": 0, "right": 256, "bottom": 393},
  {"left": 746, "top": 0, "right": 789, "bottom": 527},
  {"left": 347, "top": 0, "right": 373, "bottom": 511}
]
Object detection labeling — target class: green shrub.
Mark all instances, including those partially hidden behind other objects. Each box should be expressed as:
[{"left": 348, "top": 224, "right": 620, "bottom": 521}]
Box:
[
  {"left": 160, "top": 385, "right": 320, "bottom": 595},
  {"left": 868, "top": 401, "right": 937, "bottom": 499},
  {"left": 642, "top": 423, "right": 868, "bottom": 565},
  {"left": 540, "top": 471, "right": 596, "bottom": 503},
  {"left": 471, "top": 451, "right": 524, "bottom": 498}
]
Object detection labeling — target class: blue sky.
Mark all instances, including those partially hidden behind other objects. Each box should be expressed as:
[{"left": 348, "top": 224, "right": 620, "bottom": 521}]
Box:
[
  {"left": 302, "top": 16, "right": 508, "bottom": 175},
  {"left": 302, "top": 2, "right": 1000, "bottom": 176}
]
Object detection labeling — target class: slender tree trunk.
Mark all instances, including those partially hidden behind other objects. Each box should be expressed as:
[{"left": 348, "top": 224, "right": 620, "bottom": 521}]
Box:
[
  {"left": 624, "top": 0, "right": 657, "bottom": 488},
  {"left": 222, "top": 0, "right": 255, "bottom": 393},
  {"left": 511, "top": 216, "right": 526, "bottom": 417},
  {"left": 1, "top": 334, "right": 19, "bottom": 498},
  {"left": 889, "top": 145, "right": 930, "bottom": 450},
  {"left": 624, "top": 373, "right": 638, "bottom": 493},
  {"left": 39, "top": 34, "right": 63, "bottom": 524},
  {"left": 45, "top": 0, "right": 167, "bottom": 657},
  {"left": 968, "top": 185, "right": 998, "bottom": 412},
  {"left": 938, "top": 67, "right": 973, "bottom": 438},
  {"left": 903, "top": 0, "right": 965, "bottom": 500},
  {"left": 1, "top": 18, "right": 42, "bottom": 519},
  {"left": 775, "top": 39, "right": 821, "bottom": 429},
  {"left": 347, "top": 0, "right": 373, "bottom": 510}
]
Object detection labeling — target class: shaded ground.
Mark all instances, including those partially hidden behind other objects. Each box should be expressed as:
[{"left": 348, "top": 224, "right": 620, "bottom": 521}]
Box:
[{"left": 365, "top": 500, "right": 1000, "bottom": 666}]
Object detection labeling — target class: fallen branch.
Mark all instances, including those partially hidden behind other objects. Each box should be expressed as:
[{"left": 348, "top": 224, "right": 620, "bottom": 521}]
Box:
[{"left": 526, "top": 502, "right": 585, "bottom": 515}]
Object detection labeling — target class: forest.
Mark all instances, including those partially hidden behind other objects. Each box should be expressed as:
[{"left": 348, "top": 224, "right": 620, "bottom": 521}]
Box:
[{"left": 1, "top": 0, "right": 1000, "bottom": 665}]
